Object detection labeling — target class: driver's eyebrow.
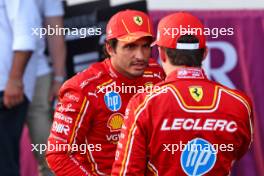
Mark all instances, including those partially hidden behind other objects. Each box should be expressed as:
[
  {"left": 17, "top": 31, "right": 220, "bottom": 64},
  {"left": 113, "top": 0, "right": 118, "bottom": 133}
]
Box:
[{"left": 123, "top": 43, "right": 136, "bottom": 48}]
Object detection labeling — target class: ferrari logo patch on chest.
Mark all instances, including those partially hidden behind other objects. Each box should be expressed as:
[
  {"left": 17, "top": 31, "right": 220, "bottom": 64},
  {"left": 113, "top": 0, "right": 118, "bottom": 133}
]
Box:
[
  {"left": 189, "top": 86, "right": 203, "bottom": 102},
  {"left": 133, "top": 16, "right": 143, "bottom": 26}
]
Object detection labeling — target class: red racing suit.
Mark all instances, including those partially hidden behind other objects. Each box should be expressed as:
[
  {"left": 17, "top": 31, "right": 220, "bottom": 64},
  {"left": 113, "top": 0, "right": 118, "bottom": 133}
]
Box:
[
  {"left": 112, "top": 67, "right": 253, "bottom": 176},
  {"left": 46, "top": 58, "right": 165, "bottom": 176}
]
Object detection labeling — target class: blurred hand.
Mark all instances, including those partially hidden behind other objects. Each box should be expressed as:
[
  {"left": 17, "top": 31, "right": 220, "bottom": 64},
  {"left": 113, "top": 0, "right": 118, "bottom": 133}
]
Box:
[
  {"left": 4, "top": 78, "right": 24, "bottom": 108},
  {"left": 48, "top": 80, "right": 63, "bottom": 102}
]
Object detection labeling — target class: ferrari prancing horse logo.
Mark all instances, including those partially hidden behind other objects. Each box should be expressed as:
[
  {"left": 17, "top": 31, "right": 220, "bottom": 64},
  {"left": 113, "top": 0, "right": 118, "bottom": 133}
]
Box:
[
  {"left": 133, "top": 16, "right": 143, "bottom": 26},
  {"left": 189, "top": 86, "right": 203, "bottom": 102}
]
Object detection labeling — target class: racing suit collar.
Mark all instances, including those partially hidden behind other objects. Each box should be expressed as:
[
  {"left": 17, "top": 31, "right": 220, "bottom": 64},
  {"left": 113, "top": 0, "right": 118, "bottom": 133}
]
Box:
[
  {"left": 104, "top": 58, "right": 140, "bottom": 83},
  {"left": 166, "top": 67, "right": 208, "bottom": 81}
]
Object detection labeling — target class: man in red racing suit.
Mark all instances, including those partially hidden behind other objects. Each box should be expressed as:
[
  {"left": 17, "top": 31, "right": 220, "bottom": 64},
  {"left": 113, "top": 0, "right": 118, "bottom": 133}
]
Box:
[
  {"left": 112, "top": 12, "right": 253, "bottom": 176},
  {"left": 46, "top": 10, "right": 165, "bottom": 176}
]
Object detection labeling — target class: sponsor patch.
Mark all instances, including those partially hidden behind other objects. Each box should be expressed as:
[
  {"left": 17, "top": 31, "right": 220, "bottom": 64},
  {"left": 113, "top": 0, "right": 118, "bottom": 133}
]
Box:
[
  {"left": 153, "top": 73, "right": 162, "bottom": 79},
  {"left": 54, "top": 112, "right": 73, "bottom": 124},
  {"left": 106, "top": 133, "right": 121, "bottom": 144},
  {"left": 57, "top": 103, "right": 76, "bottom": 113},
  {"left": 87, "top": 91, "right": 98, "bottom": 98},
  {"left": 107, "top": 113, "right": 124, "bottom": 132},
  {"left": 52, "top": 122, "right": 70, "bottom": 135},
  {"left": 177, "top": 68, "right": 204, "bottom": 79},
  {"left": 189, "top": 86, "right": 203, "bottom": 102},
  {"left": 104, "top": 91, "right": 122, "bottom": 111},
  {"left": 181, "top": 138, "right": 217, "bottom": 176},
  {"left": 161, "top": 118, "right": 237, "bottom": 132},
  {"left": 64, "top": 92, "right": 80, "bottom": 102},
  {"left": 133, "top": 16, "right": 143, "bottom": 26},
  {"left": 79, "top": 72, "right": 102, "bottom": 89}
]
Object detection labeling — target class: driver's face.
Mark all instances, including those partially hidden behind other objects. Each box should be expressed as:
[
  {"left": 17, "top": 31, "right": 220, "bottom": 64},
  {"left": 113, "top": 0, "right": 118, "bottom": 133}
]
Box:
[{"left": 110, "top": 37, "right": 152, "bottom": 78}]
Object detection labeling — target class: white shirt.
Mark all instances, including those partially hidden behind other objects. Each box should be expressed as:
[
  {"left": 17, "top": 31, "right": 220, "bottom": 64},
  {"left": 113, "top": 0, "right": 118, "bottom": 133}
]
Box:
[
  {"left": 0, "top": 0, "right": 41, "bottom": 101},
  {"left": 35, "top": 0, "right": 64, "bottom": 76}
]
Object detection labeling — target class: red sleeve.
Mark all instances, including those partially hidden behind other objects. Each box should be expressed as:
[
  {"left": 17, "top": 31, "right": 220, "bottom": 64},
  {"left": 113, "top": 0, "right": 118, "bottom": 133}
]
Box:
[
  {"left": 46, "top": 81, "right": 94, "bottom": 176},
  {"left": 237, "top": 94, "right": 254, "bottom": 159},
  {"left": 112, "top": 94, "right": 149, "bottom": 176}
]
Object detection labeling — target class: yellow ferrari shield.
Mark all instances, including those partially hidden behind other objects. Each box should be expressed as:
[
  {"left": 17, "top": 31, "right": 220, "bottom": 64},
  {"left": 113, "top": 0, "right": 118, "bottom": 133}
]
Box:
[
  {"left": 133, "top": 16, "right": 143, "bottom": 26},
  {"left": 189, "top": 86, "right": 203, "bottom": 102}
]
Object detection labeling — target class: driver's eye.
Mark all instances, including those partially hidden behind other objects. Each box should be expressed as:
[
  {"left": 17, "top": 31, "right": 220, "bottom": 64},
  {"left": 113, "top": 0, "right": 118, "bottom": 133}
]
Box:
[
  {"left": 124, "top": 44, "right": 136, "bottom": 49},
  {"left": 143, "top": 44, "right": 151, "bottom": 48}
]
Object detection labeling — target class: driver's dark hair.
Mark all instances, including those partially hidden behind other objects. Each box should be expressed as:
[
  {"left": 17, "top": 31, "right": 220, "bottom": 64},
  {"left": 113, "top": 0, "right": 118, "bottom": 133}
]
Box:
[
  {"left": 103, "top": 38, "right": 118, "bottom": 58},
  {"left": 165, "top": 35, "right": 205, "bottom": 67}
]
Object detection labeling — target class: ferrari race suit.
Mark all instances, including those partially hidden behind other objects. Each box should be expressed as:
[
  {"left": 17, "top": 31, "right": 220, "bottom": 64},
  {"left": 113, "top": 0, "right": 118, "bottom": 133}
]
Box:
[
  {"left": 112, "top": 67, "right": 253, "bottom": 176},
  {"left": 46, "top": 58, "right": 165, "bottom": 176}
]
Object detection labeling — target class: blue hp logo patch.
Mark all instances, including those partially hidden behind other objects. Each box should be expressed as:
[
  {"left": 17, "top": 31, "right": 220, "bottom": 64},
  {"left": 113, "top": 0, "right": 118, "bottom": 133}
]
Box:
[
  {"left": 104, "top": 91, "right": 121, "bottom": 111},
  {"left": 181, "top": 138, "right": 217, "bottom": 176}
]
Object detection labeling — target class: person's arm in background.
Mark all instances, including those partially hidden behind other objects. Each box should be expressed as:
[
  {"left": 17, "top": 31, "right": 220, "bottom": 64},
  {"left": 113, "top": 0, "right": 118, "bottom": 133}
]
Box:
[
  {"left": 45, "top": 15, "right": 66, "bottom": 102},
  {"left": 4, "top": 52, "right": 32, "bottom": 108},
  {"left": 43, "top": 0, "right": 66, "bottom": 102},
  {"left": 3, "top": 0, "right": 40, "bottom": 108}
]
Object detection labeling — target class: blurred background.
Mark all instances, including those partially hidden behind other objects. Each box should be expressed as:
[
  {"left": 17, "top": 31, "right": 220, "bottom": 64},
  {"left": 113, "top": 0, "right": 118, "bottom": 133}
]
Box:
[{"left": 20, "top": 0, "right": 264, "bottom": 175}]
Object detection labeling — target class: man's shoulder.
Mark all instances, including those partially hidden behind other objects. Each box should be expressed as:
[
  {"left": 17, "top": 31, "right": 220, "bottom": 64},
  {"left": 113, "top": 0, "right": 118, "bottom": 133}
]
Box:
[
  {"left": 215, "top": 82, "right": 252, "bottom": 107},
  {"left": 146, "top": 58, "right": 163, "bottom": 71},
  {"left": 142, "top": 58, "right": 165, "bottom": 80},
  {"left": 60, "top": 61, "right": 109, "bottom": 91},
  {"left": 129, "top": 85, "right": 167, "bottom": 110},
  {"left": 155, "top": 78, "right": 252, "bottom": 106}
]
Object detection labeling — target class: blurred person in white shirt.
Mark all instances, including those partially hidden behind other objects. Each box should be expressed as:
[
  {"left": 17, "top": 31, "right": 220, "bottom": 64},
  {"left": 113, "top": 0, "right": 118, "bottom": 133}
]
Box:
[
  {"left": 0, "top": 0, "right": 41, "bottom": 175},
  {"left": 25, "top": 0, "right": 66, "bottom": 175}
]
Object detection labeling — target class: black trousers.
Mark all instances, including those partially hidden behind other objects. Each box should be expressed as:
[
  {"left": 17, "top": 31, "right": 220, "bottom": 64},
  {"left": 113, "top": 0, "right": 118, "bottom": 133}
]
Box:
[{"left": 0, "top": 92, "right": 28, "bottom": 176}]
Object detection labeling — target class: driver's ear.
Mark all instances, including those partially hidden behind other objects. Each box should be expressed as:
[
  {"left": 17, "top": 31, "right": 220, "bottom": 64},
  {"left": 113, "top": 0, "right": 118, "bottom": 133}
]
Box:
[
  {"left": 202, "top": 47, "right": 208, "bottom": 60},
  {"left": 158, "top": 47, "right": 166, "bottom": 62},
  {"left": 106, "top": 42, "right": 115, "bottom": 57}
]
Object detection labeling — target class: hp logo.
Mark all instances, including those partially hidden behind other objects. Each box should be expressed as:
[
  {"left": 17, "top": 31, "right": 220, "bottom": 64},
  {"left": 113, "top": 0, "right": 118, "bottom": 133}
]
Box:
[
  {"left": 104, "top": 91, "right": 121, "bottom": 111},
  {"left": 181, "top": 138, "right": 217, "bottom": 176}
]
